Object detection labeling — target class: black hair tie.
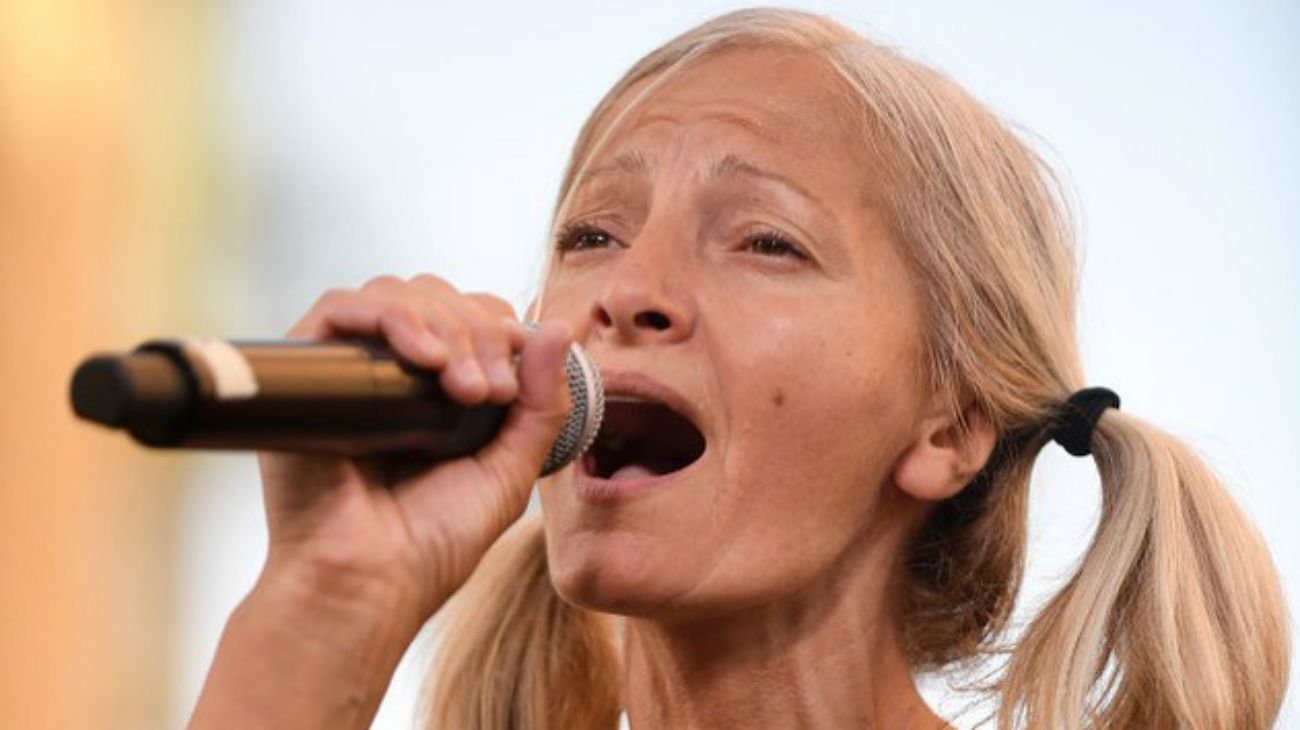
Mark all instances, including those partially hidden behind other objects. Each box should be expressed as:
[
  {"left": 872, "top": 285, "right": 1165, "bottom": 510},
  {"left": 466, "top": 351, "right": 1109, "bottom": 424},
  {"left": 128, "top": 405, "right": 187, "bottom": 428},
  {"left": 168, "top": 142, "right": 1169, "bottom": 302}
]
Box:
[{"left": 1050, "top": 387, "right": 1121, "bottom": 457}]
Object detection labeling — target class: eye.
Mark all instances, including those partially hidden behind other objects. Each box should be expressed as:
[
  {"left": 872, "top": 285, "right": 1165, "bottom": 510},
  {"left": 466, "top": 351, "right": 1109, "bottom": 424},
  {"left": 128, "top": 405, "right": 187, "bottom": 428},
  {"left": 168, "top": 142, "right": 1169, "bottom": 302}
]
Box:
[
  {"left": 744, "top": 229, "right": 809, "bottom": 260},
  {"left": 555, "top": 222, "right": 617, "bottom": 253}
]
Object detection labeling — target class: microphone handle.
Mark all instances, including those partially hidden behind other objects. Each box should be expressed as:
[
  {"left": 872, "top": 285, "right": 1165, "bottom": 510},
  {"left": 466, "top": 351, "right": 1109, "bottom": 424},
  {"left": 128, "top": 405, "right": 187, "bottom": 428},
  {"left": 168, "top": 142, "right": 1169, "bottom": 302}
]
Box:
[{"left": 69, "top": 338, "right": 595, "bottom": 475}]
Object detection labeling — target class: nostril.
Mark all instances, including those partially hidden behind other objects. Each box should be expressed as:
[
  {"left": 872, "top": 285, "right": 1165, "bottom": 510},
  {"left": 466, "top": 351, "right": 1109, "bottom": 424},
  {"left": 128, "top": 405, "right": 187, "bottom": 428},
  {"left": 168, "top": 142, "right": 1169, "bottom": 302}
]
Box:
[{"left": 634, "top": 311, "right": 671, "bottom": 331}]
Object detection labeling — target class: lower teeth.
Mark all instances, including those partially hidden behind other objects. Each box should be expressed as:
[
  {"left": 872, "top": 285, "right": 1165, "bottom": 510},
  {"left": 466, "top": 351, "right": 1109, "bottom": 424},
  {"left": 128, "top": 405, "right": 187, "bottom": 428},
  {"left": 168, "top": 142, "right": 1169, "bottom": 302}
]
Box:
[{"left": 609, "top": 463, "right": 657, "bottom": 481}]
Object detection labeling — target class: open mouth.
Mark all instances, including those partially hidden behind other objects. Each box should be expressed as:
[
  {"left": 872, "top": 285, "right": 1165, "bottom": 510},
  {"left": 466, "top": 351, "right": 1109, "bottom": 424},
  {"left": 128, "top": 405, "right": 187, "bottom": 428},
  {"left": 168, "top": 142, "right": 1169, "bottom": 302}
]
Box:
[{"left": 582, "top": 395, "right": 707, "bottom": 480}]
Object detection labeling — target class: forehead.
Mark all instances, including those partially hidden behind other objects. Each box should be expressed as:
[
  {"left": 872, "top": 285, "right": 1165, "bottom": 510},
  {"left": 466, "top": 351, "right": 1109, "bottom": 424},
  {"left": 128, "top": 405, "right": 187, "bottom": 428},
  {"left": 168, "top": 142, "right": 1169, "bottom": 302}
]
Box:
[{"left": 589, "top": 46, "right": 873, "bottom": 188}]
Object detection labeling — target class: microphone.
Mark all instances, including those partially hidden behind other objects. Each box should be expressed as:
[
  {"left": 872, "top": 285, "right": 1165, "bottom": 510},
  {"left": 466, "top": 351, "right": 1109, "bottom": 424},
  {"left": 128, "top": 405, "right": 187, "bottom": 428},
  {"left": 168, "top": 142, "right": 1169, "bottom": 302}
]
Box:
[{"left": 69, "top": 335, "right": 604, "bottom": 476}]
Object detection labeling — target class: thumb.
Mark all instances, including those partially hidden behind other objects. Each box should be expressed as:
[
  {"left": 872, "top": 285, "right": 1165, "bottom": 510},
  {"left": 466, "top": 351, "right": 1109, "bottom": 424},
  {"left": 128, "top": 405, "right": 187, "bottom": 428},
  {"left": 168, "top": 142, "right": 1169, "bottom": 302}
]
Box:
[{"left": 472, "top": 319, "right": 574, "bottom": 496}]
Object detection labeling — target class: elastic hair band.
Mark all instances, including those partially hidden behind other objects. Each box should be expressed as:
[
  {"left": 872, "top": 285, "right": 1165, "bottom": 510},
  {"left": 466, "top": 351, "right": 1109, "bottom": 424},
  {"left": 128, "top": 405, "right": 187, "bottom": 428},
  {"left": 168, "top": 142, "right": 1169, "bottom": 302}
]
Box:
[{"left": 1050, "top": 386, "right": 1121, "bottom": 457}]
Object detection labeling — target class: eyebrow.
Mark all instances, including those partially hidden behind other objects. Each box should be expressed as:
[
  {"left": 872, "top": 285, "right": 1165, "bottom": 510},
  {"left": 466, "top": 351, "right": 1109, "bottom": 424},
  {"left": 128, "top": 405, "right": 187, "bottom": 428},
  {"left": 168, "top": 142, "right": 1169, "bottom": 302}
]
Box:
[
  {"left": 577, "top": 150, "right": 815, "bottom": 203},
  {"left": 710, "top": 154, "right": 816, "bottom": 202}
]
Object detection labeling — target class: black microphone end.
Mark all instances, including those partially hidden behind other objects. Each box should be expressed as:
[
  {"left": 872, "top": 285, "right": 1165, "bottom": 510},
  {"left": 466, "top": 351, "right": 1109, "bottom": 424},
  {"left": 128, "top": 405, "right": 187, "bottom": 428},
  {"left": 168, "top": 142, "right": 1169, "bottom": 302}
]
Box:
[
  {"left": 70, "top": 350, "right": 194, "bottom": 444},
  {"left": 71, "top": 355, "right": 133, "bottom": 427}
]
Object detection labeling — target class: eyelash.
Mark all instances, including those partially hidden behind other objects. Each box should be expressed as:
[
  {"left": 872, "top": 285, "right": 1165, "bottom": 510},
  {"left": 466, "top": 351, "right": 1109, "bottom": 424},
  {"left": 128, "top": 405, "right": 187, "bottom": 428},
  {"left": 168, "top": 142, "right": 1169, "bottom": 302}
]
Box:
[
  {"left": 554, "top": 221, "right": 614, "bottom": 253},
  {"left": 554, "top": 222, "right": 809, "bottom": 261},
  {"left": 744, "top": 227, "right": 809, "bottom": 260}
]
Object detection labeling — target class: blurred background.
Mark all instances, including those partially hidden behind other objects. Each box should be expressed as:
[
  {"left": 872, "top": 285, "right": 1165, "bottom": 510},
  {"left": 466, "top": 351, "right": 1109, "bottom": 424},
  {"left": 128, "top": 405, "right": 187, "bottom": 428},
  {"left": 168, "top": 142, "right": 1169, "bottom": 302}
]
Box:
[{"left": 2, "top": 1, "right": 1297, "bottom": 727}]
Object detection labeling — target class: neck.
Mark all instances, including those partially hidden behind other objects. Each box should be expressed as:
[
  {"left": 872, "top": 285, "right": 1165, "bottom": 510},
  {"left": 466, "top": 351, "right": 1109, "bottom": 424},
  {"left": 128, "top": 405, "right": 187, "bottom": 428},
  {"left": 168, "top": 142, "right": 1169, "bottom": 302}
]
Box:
[{"left": 618, "top": 526, "right": 946, "bottom": 730}]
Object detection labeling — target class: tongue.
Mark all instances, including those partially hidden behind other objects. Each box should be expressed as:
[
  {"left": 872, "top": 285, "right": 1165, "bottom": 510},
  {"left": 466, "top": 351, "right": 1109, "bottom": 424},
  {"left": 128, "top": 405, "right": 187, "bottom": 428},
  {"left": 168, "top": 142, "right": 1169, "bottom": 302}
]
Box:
[{"left": 610, "top": 463, "right": 658, "bottom": 481}]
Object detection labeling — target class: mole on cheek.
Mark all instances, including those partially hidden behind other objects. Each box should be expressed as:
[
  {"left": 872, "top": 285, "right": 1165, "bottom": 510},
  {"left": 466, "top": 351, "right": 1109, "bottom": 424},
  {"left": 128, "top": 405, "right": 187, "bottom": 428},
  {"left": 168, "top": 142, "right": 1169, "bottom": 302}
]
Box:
[{"left": 771, "top": 388, "right": 786, "bottom": 407}]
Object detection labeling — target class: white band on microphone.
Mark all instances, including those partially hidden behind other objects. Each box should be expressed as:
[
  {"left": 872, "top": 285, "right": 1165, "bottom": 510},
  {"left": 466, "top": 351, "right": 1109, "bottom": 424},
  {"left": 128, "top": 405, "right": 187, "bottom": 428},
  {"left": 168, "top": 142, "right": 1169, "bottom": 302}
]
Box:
[{"left": 180, "top": 337, "right": 259, "bottom": 400}]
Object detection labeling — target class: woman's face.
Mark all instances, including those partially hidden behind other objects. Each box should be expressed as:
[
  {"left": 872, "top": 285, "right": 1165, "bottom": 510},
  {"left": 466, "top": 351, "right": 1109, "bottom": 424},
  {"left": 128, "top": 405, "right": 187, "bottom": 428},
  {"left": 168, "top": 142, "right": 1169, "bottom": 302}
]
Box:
[{"left": 537, "top": 46, "right": 932, "bottom": 621}]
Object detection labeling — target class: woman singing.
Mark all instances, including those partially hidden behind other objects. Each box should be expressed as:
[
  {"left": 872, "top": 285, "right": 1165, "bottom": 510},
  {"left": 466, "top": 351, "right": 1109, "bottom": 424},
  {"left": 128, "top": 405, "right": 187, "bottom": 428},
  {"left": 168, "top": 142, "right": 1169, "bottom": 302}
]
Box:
[{"left": 187, "top": 9, "right": 1289, "bottom": 729}]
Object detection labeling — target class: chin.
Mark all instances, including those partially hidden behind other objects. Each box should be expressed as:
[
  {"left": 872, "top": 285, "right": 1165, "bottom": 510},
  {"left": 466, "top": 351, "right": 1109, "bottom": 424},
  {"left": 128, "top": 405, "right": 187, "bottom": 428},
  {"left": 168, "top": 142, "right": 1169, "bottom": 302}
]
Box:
[
  {"left": 544, "top": 533, "right": 757, "bottom": 624},
  {"left": 546, "top": 530, "right": 673, "bottom": 615}
]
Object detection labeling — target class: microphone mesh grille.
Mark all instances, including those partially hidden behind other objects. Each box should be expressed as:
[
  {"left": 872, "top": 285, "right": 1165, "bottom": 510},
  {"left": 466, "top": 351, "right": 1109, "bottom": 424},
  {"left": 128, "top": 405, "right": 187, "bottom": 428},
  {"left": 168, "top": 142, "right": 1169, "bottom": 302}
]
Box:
[{"left": 540, "top": 341, "right": 604, "bottom": 476}]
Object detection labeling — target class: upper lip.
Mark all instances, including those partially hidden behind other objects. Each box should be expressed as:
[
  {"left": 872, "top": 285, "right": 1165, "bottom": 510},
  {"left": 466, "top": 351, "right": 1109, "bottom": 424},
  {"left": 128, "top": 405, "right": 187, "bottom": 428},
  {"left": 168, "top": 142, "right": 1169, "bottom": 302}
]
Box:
[{"left": 597, "top": 368, "right": 707, "bottom": 441}]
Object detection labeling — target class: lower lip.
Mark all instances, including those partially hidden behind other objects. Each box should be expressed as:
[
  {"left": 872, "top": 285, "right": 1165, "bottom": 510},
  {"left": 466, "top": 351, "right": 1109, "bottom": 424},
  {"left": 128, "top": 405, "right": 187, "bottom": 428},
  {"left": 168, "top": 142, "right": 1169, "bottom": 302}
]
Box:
[{"left": 573, "top": 459, "right": 698, "bottom": 505}]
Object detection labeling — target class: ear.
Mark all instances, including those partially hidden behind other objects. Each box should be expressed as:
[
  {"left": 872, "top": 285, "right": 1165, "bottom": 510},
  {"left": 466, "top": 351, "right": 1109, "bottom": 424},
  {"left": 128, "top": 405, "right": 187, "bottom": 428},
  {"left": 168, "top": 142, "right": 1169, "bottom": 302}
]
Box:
[{"left": 893, "top": 396, "right": 998, "bottom": 502}]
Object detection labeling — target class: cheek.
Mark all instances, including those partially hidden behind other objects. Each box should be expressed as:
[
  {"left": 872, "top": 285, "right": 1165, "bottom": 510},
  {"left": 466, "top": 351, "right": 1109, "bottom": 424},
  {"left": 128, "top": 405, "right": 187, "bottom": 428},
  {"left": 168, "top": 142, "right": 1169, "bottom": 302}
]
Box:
[
  {"left": 711, "top": 308, "right": 917, "bottom": 569},
  {"left": 719, "top": 307, "right": 909, "bottom": 469},
  {"left": 536, "top": 265, "right": 600, "bottom": 332}
]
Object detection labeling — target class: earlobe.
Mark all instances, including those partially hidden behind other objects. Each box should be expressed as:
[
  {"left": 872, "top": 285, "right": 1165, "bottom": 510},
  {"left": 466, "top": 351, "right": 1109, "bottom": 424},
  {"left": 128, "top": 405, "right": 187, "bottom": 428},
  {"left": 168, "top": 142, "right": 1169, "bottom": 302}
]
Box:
[{"left": 893, "top": 401, "right": 998, "bottom": 502}]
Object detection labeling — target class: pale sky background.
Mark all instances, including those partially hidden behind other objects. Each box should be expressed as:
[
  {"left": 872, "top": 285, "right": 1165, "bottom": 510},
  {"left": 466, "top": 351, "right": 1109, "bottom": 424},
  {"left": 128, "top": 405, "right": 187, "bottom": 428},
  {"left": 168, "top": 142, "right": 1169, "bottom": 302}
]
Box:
[{"left": 172, "top": 2, "right": 1299, "bottom": 726}]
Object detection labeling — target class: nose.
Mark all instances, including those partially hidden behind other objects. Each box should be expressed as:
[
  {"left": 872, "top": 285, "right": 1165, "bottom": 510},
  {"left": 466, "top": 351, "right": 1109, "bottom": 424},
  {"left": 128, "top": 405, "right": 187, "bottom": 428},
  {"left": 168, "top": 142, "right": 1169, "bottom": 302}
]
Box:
[{"left": 589, "top": 236, "right": 695, "bottom": 347}]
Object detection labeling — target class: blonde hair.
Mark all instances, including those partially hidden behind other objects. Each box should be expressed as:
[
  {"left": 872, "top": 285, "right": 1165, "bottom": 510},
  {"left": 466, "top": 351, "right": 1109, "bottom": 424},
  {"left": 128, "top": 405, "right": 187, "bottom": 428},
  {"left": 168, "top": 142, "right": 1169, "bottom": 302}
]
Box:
[{"left": 426, "top": 8, "right": 1289, "bottom": 728}]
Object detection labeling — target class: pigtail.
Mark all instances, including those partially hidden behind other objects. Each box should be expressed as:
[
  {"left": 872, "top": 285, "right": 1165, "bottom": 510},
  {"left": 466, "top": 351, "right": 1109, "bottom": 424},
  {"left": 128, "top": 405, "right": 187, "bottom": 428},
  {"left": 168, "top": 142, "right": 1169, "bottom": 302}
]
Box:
[
  {"left": 999, "top": 411, "right": 1289, "bottom": 728},
  {"left": 423, "top": 514, "right": 621, "bottom": 730}
]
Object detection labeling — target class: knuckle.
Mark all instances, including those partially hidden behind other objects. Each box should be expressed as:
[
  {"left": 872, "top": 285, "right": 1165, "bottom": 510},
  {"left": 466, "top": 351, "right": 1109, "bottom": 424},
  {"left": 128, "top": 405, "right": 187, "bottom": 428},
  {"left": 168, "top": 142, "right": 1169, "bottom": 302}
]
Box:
[
  {"left": 361, "top": 274, "right": 404, "bottom": 292},
  {"left": 378, "top": 300, "right": 420, "bottom": 327},
  {"left": 315, "top": 287, "right": 354, "bottom": 311},
  {"left": 467, "top": 293, "right": 516, "bottom": 319},
  {"left": 439, "top": 318, "right": 471, "bottom": 347},
  {"left": 472, "top": 325, "right": 507, "bottom": 354},
  {"left": 410, "top": 273, "right": 454, "bottom": 294}
]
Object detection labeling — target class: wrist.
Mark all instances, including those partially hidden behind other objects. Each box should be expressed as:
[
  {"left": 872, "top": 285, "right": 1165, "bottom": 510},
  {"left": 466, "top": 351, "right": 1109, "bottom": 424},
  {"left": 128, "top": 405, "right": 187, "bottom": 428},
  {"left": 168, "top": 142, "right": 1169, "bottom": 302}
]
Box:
[
  {"left": 187, "top": 562, "right": 430, "bottom": 730},
  {"left": 247, "top": 555, "right": 428, "bottom": 666}
]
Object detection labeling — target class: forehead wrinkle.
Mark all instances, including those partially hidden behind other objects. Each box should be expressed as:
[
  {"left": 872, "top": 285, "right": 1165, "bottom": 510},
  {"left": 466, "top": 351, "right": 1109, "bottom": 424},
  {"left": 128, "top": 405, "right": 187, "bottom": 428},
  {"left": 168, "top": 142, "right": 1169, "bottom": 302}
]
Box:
[
  {"left": 710, "top": 153, "right": 818, "bottom": 205},
  {"left": 574, "top": 86, "right": 828, "bottom": 189},
  {"left": 635, "top": 104, "right": 786, "bottom": 145},
  {"left": 568, "top": 94, "right": 871, "bottom": 240},
  {"left": 577, "top": 149, "right": 651, "bottom": 187}
]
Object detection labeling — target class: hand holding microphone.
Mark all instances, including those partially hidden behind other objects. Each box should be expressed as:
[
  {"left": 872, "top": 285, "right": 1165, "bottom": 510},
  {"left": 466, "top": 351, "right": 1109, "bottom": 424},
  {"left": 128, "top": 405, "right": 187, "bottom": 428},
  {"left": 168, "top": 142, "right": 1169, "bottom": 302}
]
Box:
[
  {"left": 84, "top": 277, "right": 588, "bottom": 688},
  {"left": 152, "top": 275, "right": 590, "bottom": 727},
  {"left": 244, "top": 276, "right": 581, "bottom": 616}
]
